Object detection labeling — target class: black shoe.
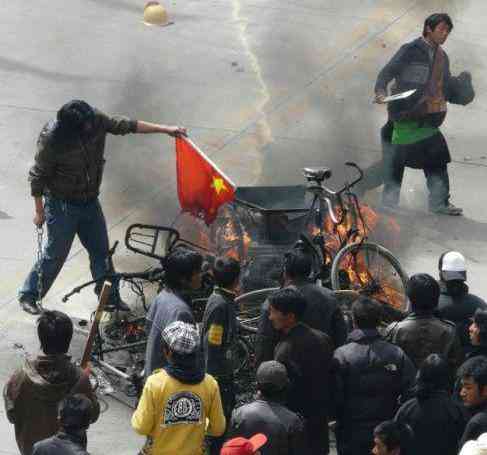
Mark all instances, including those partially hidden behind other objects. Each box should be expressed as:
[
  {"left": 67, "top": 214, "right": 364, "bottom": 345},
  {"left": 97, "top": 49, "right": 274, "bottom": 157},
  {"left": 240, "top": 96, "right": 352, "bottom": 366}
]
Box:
[
  {"left": 430, "top": 203, "right": 463, "bottom": 216},
  {"left": 19, "top": 299, "right": 42, "bottom": 315}
]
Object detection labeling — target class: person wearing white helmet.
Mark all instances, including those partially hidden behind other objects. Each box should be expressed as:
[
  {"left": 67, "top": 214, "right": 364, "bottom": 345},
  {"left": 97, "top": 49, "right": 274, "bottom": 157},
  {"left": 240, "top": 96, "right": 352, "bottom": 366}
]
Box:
[{"left": 437, "top": 251, "right": 487, "bottom": 355}]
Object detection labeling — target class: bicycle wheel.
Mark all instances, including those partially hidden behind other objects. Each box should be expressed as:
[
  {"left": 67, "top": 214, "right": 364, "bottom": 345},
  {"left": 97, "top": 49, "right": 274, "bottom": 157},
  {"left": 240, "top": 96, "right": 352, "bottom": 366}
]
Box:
[
  {"left": 235, "top": 287, "right": 279, "bottom": 333},
  {"left": 330, "top": 242, "right": 408, "bottom": 313}
]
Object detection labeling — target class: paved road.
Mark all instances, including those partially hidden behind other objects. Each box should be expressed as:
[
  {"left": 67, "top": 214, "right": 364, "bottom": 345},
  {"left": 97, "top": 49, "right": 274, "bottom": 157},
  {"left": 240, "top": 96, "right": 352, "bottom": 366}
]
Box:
[{"left": 1, "top": 1, "right": 486, "bottom": 453}]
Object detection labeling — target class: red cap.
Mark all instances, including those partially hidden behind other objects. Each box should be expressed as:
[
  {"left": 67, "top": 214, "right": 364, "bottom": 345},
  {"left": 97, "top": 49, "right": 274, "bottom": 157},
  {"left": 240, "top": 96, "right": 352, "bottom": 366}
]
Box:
[{"left": 221, "top": 434, "right": 267, "bottom": 455}]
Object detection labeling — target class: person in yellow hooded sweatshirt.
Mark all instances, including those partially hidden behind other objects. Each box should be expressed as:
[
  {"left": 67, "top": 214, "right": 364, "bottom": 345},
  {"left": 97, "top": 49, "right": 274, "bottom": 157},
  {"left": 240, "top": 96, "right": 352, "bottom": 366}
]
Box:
[{"left": 132, "top": 320, "right": 226, "bottom": 454}]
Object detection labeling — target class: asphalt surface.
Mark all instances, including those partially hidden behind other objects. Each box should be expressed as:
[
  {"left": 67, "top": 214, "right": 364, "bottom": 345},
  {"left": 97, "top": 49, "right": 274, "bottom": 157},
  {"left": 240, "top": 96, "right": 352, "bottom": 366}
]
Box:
[{"left": 1, "top": 1, "right": 487, "bottom": 453}]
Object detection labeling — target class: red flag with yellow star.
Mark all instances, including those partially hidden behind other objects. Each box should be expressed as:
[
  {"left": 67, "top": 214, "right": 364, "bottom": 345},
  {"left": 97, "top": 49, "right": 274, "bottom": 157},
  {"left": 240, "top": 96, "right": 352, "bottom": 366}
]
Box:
[{"left": 176, "top": 137, "right": 236, "bottom": 225}]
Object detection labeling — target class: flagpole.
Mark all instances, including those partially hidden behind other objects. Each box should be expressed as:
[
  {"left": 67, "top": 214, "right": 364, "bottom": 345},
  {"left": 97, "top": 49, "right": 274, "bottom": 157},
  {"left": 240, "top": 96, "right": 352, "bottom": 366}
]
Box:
[{"left": 183, "top": 137, "right": 237, "bottom": 188}]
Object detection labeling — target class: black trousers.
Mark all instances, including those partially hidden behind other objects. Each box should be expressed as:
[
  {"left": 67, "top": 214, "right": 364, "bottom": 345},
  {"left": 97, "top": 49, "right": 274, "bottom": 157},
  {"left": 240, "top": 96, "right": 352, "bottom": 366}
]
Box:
[
  {"left": 382, "top": 133, "right": 450, "bottom": 210},
  {"left": 209, "top": 380, "right": 236, "bottom": 455}
]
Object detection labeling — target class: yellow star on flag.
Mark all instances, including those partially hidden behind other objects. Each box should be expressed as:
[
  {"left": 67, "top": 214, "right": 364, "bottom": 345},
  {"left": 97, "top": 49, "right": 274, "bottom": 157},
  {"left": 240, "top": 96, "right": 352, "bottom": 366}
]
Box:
[{"left": 212, "top": 177, "right": 228, "bottom": 195}]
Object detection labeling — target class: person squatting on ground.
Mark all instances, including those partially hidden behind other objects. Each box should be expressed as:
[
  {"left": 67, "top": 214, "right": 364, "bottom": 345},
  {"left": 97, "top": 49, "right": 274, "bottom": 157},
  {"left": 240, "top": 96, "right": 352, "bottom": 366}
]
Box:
[
  {"left": 229, "top": 360, "right": 305, "bottom": 455},
  {"left": 394, "top": 353, "right": 465, "bottom": 455},
  {"left": 372, "top": 420, "right": 414, "bottom": 455},
  {"left": 333, "top": 297, "right": 416, "bottom": 455},
  {"left": 437, "top": 251, "right": 487, "bottom": 355},
  {"left": 144, "top": 248, "right": 203, "bottom": 378},
  {"left": 201, "top": 257, "right": 241, "bottom": 453},
  {"left": 221, "top": 434, "right": 268, "bottom": 455},
  {"left": 385, "top": 273, "right": 464, "bottom": 377},
  {"left": 256, "top": 247, "right": 347, "bottom": 367},
  {"left": 459, "top": 358, "right": 487, "bottom": 448},
  {"left": 372, "top": 13, "right": 474, "bottom": 215},
  {"left": 3, "top": 310, "right": 99, "bottom": 455},
  {"left": 18, "top": 99, "right": 187, "bottom": 315},
  {"left": 132, "top": 321, "right": 226, "bottom": 455},
  {"left": 32, "top": 394, "right": 94, "bottom": 455},
  {"left": 268, "top": 287, "right": 334, "bottom": 454}
]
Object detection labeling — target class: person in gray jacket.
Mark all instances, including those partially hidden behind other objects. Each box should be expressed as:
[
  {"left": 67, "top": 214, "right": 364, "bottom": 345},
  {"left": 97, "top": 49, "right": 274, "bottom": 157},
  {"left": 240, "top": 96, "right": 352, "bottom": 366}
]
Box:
[
  {"left": 144, "top": 248, "right": 203, "bottom": 378},
  {"left": 19, "top": 99, "right": 186, "bottom": 315},
  {"left": 229, "top": 361, "right": 304, "bottom": 455}
]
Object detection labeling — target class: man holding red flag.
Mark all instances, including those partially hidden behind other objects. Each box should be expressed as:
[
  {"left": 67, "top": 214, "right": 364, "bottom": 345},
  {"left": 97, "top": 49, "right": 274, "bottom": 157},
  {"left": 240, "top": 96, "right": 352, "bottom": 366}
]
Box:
[{"left": 176, "top": 137, "right": 235, "bottom": 225}]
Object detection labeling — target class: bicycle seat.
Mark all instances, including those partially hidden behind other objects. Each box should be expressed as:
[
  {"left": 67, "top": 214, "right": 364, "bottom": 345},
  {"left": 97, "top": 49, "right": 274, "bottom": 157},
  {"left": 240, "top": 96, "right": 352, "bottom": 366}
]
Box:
[{"left": 303, "top": 167, "right": 332, "bottom": 183}]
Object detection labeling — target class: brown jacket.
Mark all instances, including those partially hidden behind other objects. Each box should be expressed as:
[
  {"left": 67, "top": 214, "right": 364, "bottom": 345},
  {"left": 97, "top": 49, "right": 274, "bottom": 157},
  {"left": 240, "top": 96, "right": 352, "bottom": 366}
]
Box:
[
  {"left": 385, "top": 312, "right": 464, "bottom": 372},
  {"left": 29, "top": 108, "right": 137, "bottom": 201},
  {"left": 3, "top": 354, "right": 100, "bottom": 455}
]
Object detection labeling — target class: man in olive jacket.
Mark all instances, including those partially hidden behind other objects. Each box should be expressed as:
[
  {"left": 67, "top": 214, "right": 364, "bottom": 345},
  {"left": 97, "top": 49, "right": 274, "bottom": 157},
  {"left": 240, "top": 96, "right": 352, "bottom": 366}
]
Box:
[
  {"left": 18, "top": 99, "right": 186, "bottom": 314},
  {"left": 3, "top": 311, "right": 99, "bottom": 455}
]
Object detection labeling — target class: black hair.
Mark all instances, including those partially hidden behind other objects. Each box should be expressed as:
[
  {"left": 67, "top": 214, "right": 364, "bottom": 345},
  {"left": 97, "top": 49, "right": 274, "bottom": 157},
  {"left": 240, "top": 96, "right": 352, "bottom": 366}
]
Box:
[
  {"left": 352, "top": 297, "right": 382, "bottom": 329},
  {"left": 374, "top": 420, "right": 414, "bottom": 454},
  {"left": 37, "top": 310, "right": 73, "bottom": 355},
  {"left": 213, "top": 256, "right": 240, "bottom": 288},
  {"left": 283, "top": 248, "right": 312, "bottom": 280},
  {"left": 164, "top": 248, "right": 203, "bottom": 290},
  {"left": 473, "top": 309, "right": 487, "bottom": 347},
  {"left": 268, "top": 287, "right": 307, "bottom": 321},
  {"left": 415, "top": 354, "right": 450, "bottom": 399},
  {"left": 58, "top": 394, "right": 93, "bottom": 430},
  {"left": 406, "top": 274, "right": 440, "bottom": 312},
  {"left": 423, "top": 13, "right": 453, "bottom": 37},
  {"left": 57, "top": 100, "right": 95, "bottom": 132},
  {"left": 258, "top": 383, "right": 288, "bottom": 402},
  {"left": 462, "top": 357, "right": 487, "bottom": 388}
]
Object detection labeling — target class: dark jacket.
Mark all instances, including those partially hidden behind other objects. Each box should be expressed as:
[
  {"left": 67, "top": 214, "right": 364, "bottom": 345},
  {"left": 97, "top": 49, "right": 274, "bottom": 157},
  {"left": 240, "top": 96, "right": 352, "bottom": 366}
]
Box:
[
  {"left": 384, "top": 312, "right": 464, "bottom": 373},
  {"left": 32, "top": 432, "right": 88, "bottom": 455},
  {"left": 375, "top": 37, "right": 473, "bottom": 124},
  {"left": 256, "top": 281, "right": 347, "bottom": 367},
  {"left": 460, "top": 402, "right": 487, "bottom": 449},
  {"left": 3, "top": 354, "right": 99, "bottom": 455},
  {"left": 201, "top": 287, "right": 238, "bottom": 382},
  {"left": 333, "top": 329, "right": 416, "bottom": 454},
  {"left": 230, "top": 398, "right": 305, "bottom": 455},
  {"left": 29, "top": 109, "right": 137, "bottom": 201},
  {"left": 395, "top": 390, "right": 465, "bottom": 455},
  {"left": 437, "top": 281, "right": 487, "bottom": 355},
  {"left": 145, "top": 289, "right": 195, "bottom": 378},
  {"left": 274, "top": 323, "right": 333, "bottom": 453}
]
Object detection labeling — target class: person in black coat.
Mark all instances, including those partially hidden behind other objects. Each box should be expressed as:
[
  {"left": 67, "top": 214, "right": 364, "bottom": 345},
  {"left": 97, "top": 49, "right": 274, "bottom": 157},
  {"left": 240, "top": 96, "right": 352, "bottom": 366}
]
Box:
[
  {"left": 395, "top": 354, "right": 465, "bottom": 455},
  {"left": 333, "top": 297, "right": 416, "bottom": 455},
  {"left": 32, "top": 394, "right": 93, "bottom": 455},
  {"left": 436, "top": 251, "right": 487, "bottom": 356},
  {"left": 256, "top": 247, "right": 347, "bottom": 367},
  {"left": 459, "top": 357, "right": 487, "bottom": 448},
  {"left": 268, "top": 287, "right": 334, "bottom": 455}
]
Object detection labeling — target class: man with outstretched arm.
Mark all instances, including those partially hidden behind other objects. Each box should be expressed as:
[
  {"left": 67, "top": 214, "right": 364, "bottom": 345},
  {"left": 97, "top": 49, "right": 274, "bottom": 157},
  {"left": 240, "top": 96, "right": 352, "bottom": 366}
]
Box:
[{"left": 19, "top": 99, "right": 186, "bottom": 314}]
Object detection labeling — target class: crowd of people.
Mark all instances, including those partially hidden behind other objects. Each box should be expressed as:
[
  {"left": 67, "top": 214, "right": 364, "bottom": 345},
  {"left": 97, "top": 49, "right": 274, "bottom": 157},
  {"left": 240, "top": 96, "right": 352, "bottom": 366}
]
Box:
[{"left": 5, "top": 245, "right": 487, "bottom": 455}]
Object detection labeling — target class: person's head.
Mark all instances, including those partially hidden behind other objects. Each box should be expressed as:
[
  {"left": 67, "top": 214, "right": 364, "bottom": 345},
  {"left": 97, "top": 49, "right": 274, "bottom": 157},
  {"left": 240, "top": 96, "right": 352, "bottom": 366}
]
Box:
[
  {"left": 213, "top": 256, "right": 240, "bottom": 290},
  {"left": 221, "top": 434, "right": 267, "bottom": 455},
  {"left": 267, "top": 287, "right": 307, "bottom": 333},
  {"left": 373, "top": 420, "right": 414, "bottom": 455},
  {"left": 282, "top": 248, "right": 312, "bottom": 282},
  {"left": 406, "top": 273, "right": 440, "bottom": 313},
  {"left": 56, "top": 100, "right": 95, "bottom": 137},
  {"left": 161, "top": 320, "right": 200, "bottom": 363},
  {"left": 422, "top": 13, "right": 453, "bottom": 45},
  {"left": 351, "top": 297, "right": 382, "bottom": 330},
  {"left": 37, "top": 310, "right": 73, "bottom": 355},
  {"left": 256, "top": 360, "right": 290, "bottom": 401},
  {"left": 58, "top": 394, "right": 93, "bottom": 432},
  {"left": 164, "top": 248, "right": 203, "bottom": 291},
  {"left": 459, "top": 432, "right": 487, "bottom": 455},
  {"left": 470, "top": 310, "right": 487, "bottom": 347},
  {"left": 416, "top": 354, "right": 450, "bottom": 396},
  {"left": 460, "top": 358, "right": 487, "bottom": 408},
  {"left": 439, "top": 250, "right": 467, "bottom": 282}
]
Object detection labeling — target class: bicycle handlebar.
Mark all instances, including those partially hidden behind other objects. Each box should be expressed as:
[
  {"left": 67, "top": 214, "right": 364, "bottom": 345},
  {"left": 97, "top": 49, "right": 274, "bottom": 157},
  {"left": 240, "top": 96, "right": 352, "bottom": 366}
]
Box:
[{"left": 320, "top": 162, "right": 364, "bottom": 196}]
